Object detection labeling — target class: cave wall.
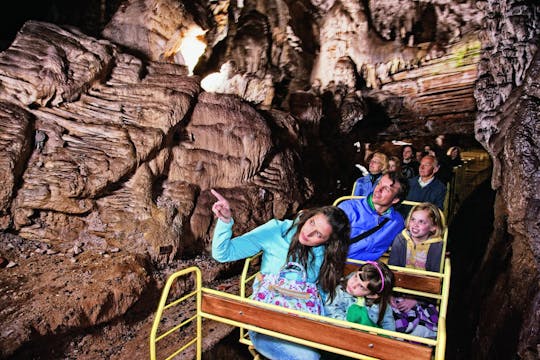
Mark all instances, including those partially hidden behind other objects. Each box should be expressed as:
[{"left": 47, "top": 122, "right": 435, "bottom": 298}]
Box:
[{"left": 472, "top": 1, "right": 540, "bottom": 358}]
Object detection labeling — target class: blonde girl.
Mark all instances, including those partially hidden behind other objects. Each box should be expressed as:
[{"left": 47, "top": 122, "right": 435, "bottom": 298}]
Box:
[
  {"left": 389, "top": 202, "right": 444, "bottom": 272},
  {"left": 388, "top": 202, "right": 445, "bottom": 338}
]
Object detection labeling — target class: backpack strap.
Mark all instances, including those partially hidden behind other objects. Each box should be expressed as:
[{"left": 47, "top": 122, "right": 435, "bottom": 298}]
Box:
[{"left": 350, "top": 217, "right": 390, "bottom": 244}]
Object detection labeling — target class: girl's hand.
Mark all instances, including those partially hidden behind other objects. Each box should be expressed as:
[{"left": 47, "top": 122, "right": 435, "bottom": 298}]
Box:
[
  {"left": 396, "top": 298, "right": 417, "bottom": 312},
  {"left": 211, "top": 189, "right": 232, "bottom": 223}
]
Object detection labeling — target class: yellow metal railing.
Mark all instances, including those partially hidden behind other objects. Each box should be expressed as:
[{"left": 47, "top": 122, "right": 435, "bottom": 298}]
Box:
[
  {"left": 237, "top": 254, "right": 451, "bottom": 359},
  {"left": 239, "top": 251, "right": 262, "bottom": 346},
  {"left": 150, "top": 256, "right": 450, "bottom": 360},
  {"left": 150, "top": 267, "right": 202, "bottom": 360},
  {"left": 436, "top": 259, "right": 451, "bottom": 359}
]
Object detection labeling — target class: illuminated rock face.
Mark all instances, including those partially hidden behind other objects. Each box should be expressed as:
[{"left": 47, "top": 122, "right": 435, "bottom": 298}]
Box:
[
  {"left": 0, "top": 20, "right": 310, "bottom": 264},
  {"left": 0, "top": 19, "right": 312, "bottom": 357}
]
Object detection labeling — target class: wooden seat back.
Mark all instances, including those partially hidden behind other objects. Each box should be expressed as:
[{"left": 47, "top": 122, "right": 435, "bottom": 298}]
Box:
[
  {"left": 344, "top": 263, "right": 443, "bottom": 295},
  {"left": 201, "top": 290, "right": 433, "bottom": 360}
]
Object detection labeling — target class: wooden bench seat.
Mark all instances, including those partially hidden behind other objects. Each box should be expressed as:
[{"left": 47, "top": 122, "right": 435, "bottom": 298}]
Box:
[{"left": 201, "top": 291, "right": 433, "bottom": 360}]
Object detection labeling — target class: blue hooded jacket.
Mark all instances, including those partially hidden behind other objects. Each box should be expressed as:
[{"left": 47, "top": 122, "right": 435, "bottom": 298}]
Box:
[{"left": 338, "top": 196, "right": 404, "bottom": 261}]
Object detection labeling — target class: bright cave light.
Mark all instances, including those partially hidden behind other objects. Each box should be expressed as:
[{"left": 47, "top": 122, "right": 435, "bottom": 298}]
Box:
[{"left": 179, "top": 26, "right": 207, "bottom": 75}]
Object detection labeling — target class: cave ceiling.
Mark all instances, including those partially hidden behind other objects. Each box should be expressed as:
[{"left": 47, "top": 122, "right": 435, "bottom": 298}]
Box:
[{"left": 1, "top": 0, "right": 487, "bottom": 142}]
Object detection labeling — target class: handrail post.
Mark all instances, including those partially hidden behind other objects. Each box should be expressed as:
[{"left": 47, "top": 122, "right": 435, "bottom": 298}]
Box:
[{"left": 196, "top": 268, "right": 202, "bottom": 360}]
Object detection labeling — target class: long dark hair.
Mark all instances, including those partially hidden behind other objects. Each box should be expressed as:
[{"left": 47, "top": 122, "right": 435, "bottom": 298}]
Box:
[
  {"left": 360, "top": 261, "right": 394, "bottom": 326},
  {"left": 286, "top": 206, "right": 350, "bottom": 302}
]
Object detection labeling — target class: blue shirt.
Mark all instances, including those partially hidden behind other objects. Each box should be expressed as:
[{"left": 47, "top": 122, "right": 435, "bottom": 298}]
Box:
[
  {"left": 352, "top": 174, "right": 381, "bottom": 196},
  {"left": 338, "top": 197, "right": 405, "bottom": 261}
]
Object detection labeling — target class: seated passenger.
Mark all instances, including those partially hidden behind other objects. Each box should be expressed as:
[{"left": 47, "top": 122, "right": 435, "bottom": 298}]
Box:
[
  {"left": 400, "top": 145, "right": 419, "bottom": 179},
  {"left": 338, "top": 172, "right": 409, "bottom": 261},
  {"left": 210, "top": 189, "right": 350, "bottom": 360},
  {"left": 398, "top": 154, "right": 447, "bottom": 218},
  {"left": 325, "top": 261, "right": 395, "bottom": 330},
  {"left": 351, "top": 152, "right": 388, "bottom": 196},
  {"left": 447, "top": 146, "right": 464, "bottom": 167},
  {"left": 389, "top": 202, "right": 444, "bottom": 271},
  {"left": 389, "top": 202, "right": 445, "bottom": 338},
  {"left": 388, "top": 155, "right": 401, "bottom": 174}
]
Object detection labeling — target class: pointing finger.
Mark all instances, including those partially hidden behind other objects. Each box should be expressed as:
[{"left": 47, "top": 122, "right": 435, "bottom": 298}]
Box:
[{"left": 211, "top": 188, "right": 226, "bottom": 202}]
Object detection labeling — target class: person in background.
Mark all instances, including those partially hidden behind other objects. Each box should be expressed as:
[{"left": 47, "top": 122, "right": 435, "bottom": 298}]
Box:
[
  {"left": 211, "top": 189, "right": 350, "bottom": 360},
  {"left": 388, "top": 155, "right": 402, "bottom": 174},
  {"left": 423, "top": 144, "right": 434, "bottom": 156},
  {"left": 403, "top": 154, "right": 447, "bottom": 211},
  {"left": 339, "top": 172, "right": 409, "bottom": 261},
  {"left": 447, "top": 146, "right": 464, "bottom": 167},
  {"left": 389, "top": 202, "right": 445, "bottom": 272},
  {"left": 431, "top": 136, "right": 453, "bottom": 184},
  {"left": 401, "top": 145, "right": 419, "bottom": 179},
  {"left": 352, "top": 152, "right": 388, "bottom": 196},
  {"left": 415, "top": 149, "right": 424, "bottom": 163},
  {"left": 325, "top": 261, "right": 395, "bottom": 330},
  {"left": 389, "top": 202, "right": 445, "bottom": 338}
]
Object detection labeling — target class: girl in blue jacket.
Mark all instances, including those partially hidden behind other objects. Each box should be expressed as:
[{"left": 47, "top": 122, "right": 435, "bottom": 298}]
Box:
[{"left": 211, "top": 189, "right": 350, "bottom": 360}]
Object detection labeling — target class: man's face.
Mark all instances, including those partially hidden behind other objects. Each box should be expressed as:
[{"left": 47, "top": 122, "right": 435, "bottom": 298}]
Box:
[
  {"left": 402, "top": 147, "right": 413, "bottom": 161},
  {"left": 419, "top": 156, "right": 438, "bottom": 178},
  {"left": 372, "top": 175, "right": 401, "bottom": 207}
]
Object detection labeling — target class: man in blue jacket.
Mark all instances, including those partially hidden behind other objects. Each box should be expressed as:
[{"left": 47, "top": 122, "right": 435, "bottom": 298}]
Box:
[{"left": 338, "top": 172, "right": 409, "bottom": 261}]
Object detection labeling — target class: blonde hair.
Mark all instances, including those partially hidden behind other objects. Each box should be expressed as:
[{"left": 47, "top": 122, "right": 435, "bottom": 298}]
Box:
[
  {"left": 370, "top": 152, "right": 389, "bottom": 173},
  {"left": 405, "top": 202, "right": 444, "bottom": 238}
]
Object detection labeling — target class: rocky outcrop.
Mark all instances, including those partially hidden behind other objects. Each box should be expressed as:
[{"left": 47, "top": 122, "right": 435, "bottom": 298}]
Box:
[
  {"left": 0, "top": 20, "right": 310, "bottom": 265},
  {"left": 0, "top": 103, "right": 33, "bottom": 229},
  {"left": 0, "top": 20, "right": 313, "bottom": 357},
  {"left": 466, "top": 1, "right": 540, "bottom": 358}
]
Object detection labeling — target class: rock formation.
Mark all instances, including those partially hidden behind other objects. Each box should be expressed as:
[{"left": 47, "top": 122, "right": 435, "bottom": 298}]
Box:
[
  {"left": 463, "top": 0, "right": 540, "bottom": 358},
  {"left": 0, "top": 19, "right": 310, "bottom": 357}
]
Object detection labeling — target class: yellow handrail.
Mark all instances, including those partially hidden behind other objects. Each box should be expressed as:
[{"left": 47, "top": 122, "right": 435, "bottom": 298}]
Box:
[
  {"left": 239, "top": 251, "right": 263, "bottom": 344},
  {"left": 150, "top": 257, "right": 451, "bottom": 360},
  {"left": 149, "top": 267, "right": 202, "bottom": 360},
  {"left": 435, "top": 258, "right": 451, "bottom": 360}
]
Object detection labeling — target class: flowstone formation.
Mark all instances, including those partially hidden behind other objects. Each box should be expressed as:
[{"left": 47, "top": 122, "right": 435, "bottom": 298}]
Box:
[
  {"left": 462, "top": 0, "right": 540, "bottom": 358},
  {"left": 0, "top": 20, "right": 310, "bottom": 357}
]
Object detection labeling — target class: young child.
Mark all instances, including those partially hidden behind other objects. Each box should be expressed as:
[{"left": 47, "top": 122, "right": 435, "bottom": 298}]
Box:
[
  {"left": 324, "top": 261, "right": 395, "bottom": 331},
  {"left": 388, "top": 155, "right": 401, "bottom": 174},
  {"left": 388, "top": 202, "right": 445, "bottom": 338},
  {"left": 352, "top": 152, "right": 388, "bottom": 196}
]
